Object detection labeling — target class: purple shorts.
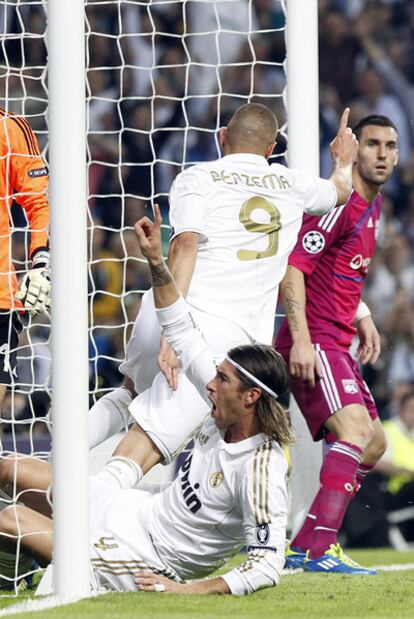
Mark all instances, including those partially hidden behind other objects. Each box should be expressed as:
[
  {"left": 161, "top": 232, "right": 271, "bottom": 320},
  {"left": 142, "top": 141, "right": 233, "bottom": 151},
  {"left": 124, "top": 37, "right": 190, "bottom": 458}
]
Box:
[{"left": 280, "top": 345, "right": 378, "bottom": 442}]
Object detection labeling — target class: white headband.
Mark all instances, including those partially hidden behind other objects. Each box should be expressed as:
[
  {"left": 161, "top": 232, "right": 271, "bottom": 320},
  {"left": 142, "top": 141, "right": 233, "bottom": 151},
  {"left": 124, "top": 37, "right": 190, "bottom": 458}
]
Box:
[{"left": 225, "top": 355, "right": 278, "bottom": 400}]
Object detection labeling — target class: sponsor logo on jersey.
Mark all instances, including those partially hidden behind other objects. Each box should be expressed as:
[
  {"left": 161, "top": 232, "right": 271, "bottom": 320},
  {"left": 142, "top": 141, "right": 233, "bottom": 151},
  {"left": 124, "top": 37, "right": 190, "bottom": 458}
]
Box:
[
  {"left": 344, "top": 482, "right": 354, "bottom": 493},
  {"left": 93, "top": 536, "right": 119, "bottom": 551},
  {"left": 210, "top": 471, "right": 224, "bottom": 487},
  {"left": 302, "top": 230, "right": 325, "bottom": 254},
  {"left": 349, "top": 254, "right": 371, "bottom": 271},
  {"left": 367, "top": 217, "right": 374, "bottom": 228},
  {"left": 28, "top": 167, "right": 48, "bottom": 178},
  {"left": 256, "top": 523, "right": 270, "bottom": 545},
  {"left": 342, "top": 379, "right": 358, "bottom": 394},
  {"left": 180, "top": 454, "right": 202, "bottom": 514}
]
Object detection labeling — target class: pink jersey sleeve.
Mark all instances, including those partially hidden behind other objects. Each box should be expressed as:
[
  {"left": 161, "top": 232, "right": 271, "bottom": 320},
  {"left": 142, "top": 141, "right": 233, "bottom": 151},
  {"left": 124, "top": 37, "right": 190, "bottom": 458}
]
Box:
[{"left": 288, "top": 204, "right": 348, "bottom": 275}]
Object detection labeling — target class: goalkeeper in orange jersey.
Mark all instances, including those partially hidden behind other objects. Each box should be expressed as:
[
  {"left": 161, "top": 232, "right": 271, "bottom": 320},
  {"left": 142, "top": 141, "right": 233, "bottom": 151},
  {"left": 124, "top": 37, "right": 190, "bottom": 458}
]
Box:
[{"left": 0, "top": 108, "right": 50, "bottom": 408}]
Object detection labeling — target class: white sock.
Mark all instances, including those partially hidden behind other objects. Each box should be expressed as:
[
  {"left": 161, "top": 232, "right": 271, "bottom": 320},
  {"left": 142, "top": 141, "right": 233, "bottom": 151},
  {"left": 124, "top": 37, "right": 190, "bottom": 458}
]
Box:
[
  {"left": 88, "top": 386, "right": 133, "bottom": 449},
  {"left": 94, "top": 456, "right": 143, "bottom": 490}
]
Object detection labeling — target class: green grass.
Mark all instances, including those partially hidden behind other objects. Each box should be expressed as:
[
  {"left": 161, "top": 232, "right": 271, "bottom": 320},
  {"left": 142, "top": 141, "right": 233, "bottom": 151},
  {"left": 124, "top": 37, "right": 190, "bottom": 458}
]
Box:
[{"left": 0, "top": 549, "right": 413, "bottom": 618}]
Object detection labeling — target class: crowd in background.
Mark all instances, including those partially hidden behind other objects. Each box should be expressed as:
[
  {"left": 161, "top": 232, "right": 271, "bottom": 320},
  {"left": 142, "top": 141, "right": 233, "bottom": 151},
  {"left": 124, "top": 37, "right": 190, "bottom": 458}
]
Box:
[{"left": 0, "top": 0, "right": 413, "bottom": 504}]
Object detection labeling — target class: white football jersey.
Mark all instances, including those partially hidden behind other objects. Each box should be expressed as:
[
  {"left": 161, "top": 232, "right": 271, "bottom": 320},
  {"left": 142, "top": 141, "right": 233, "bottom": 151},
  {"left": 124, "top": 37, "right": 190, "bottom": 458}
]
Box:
[
  {"left": 149, "top": 296, "right": 288, "bottom": 594},
  {"left": 169, "top": 153, "right": 337, "bottom": 343},
  {"left": 148, "top": 417, "right": 288, "bottom": 594}
]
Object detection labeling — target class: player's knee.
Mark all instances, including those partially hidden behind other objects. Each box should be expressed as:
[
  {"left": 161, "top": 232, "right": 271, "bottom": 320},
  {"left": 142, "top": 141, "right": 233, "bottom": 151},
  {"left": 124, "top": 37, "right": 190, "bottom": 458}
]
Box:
[
  {"left": 0, "top": 455, "right": 18, "bottom": 491},
  {"left": 332, "top": 406, "right": 375, "bottom": 448},
  {"left": 0, "top": 505, "right": 19, "bottom": 537}
]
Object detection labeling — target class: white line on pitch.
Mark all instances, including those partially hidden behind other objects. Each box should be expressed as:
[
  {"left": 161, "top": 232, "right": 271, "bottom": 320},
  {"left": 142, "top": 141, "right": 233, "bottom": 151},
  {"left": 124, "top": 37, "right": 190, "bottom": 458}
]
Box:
[{"left": 0, "top": 591, "right": 108, "bottom": 616}]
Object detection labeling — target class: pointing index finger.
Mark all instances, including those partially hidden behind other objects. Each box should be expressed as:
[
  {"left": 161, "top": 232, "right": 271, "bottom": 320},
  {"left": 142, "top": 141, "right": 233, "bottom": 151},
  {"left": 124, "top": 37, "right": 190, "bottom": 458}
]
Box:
[{"left": 339, "top": 107, "right": 350, "bottom": 132}]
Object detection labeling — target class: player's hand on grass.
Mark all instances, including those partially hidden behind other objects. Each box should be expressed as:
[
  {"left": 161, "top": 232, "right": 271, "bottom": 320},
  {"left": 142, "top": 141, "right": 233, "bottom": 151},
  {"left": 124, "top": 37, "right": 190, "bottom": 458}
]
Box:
[
  {"left": 15, "top": 250, "right": 51, "bottom": 316},
  {"left": 356, "top": 315, "right": 381, "bottom": 365},
  {"left": 134, "top": 203, "right": 164, "bottom": 265},
  {"left": 330, "top": 107, "right": 359, "bottom": 166},
  {"left": 290, "top": 341, "right": 323, "bottom": 388},
  {"left": 158, "top": 335, "right": 180, "bottom": 390},
  {"left": 134, "top": 569, "right": 185, "bottom": 594}
]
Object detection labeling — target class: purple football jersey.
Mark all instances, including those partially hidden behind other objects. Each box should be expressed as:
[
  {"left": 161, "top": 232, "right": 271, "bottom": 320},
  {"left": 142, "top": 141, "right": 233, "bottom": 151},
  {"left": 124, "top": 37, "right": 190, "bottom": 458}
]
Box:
[{"left": 276, "top": 191, "right": 381, "bottom": 351}]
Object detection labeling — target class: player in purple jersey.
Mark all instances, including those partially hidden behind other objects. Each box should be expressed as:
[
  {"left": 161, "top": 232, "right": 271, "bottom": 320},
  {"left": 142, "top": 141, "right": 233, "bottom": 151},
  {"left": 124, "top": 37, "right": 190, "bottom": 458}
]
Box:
[{"left": 276, "top": 115, "right": 399, "bottom": 574}]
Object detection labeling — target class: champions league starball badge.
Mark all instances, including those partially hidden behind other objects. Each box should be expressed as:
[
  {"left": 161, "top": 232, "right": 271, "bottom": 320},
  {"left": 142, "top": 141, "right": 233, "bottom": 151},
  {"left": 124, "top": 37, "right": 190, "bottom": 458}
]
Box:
[{"left": 302, "top": 230, "right": 325, "bottom": 254}]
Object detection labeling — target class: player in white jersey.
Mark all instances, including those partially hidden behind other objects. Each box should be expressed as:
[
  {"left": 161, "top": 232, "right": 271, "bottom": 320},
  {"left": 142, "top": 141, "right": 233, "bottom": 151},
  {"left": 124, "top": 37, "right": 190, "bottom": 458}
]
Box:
[
  {"left": 0, "top": 207, "right": 293, "bottom": 595},
  {"left": 88, "top": 104, "right": 358, "bottom": 490}
]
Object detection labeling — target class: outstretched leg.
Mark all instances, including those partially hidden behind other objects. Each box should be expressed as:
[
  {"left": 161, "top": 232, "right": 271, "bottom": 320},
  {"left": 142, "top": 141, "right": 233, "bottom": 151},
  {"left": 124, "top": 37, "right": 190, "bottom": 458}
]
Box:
[{"left": 0, "top": 456, "right": 52, "bottom": 516}]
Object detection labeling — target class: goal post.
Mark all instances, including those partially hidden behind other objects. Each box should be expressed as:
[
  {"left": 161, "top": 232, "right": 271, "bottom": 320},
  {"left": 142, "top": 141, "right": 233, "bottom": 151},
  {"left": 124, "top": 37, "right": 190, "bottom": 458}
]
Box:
[
  {"left": 48, "top": 0, "right": 90, "bottom": 597},
  {"left": 285, "top": 0, "right": 323, "bottom": 538}
]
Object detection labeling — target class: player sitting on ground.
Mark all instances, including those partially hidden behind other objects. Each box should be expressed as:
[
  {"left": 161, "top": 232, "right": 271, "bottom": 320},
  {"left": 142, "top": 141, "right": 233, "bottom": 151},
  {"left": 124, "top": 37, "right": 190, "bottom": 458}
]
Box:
[{"left": 0, "top": 205, "right": 293, "bottom": 595}]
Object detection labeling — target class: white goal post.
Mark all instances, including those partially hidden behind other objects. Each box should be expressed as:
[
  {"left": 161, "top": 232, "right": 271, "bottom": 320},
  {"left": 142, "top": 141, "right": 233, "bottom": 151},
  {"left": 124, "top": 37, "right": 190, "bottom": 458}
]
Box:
[
  {"left": 48, "top": 0, "right": 90, "bottom": 598},
  {"left": 0, "top": 0, "right": 321, "bottom": 598}
]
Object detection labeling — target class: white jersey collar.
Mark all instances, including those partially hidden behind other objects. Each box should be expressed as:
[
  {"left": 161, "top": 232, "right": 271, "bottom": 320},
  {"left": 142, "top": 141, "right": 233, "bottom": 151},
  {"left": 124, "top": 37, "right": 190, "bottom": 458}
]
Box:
[
  {"left": 221, "top": 153, "right": 268, "bottom": 165},
  {"left": 218, "top": 432, "right": 272, "bottom": 454}
]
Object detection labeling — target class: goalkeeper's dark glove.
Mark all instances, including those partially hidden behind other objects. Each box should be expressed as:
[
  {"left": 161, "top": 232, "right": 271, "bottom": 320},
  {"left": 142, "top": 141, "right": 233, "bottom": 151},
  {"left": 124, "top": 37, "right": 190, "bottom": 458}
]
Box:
[{"left": 15, "top": 249, "right": 51, "bottom": 316}]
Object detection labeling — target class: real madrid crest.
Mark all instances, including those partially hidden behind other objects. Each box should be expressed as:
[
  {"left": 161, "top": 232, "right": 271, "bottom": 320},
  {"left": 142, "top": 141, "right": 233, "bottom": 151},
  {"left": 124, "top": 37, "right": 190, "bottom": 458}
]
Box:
[
  {"left": 210, "top": 471, "right": 224, "bottom": 487},
  {"left": 198, "top": 432, "right": 210, "bottom": 446}
]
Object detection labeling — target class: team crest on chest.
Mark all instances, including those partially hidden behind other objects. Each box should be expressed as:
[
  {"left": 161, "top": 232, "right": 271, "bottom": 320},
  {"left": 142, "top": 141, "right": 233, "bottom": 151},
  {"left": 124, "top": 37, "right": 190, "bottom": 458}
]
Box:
[
  {"left": 210, "top": 471, "right": 224, "bottom": 487},
  {"left": 342, "top": 379, "right": 358, "bottom": 395},
  {"left": 256, "top": 523, "right": 270, "bottom": 545},
  {"left": 198, "top": 432, "right": 210, "bottom": 446}
]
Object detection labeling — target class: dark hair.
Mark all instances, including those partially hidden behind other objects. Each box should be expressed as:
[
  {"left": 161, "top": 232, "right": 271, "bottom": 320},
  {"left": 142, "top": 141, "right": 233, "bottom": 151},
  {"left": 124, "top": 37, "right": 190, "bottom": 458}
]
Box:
[
  {"left": 227, "top": 344, "right": 293, "bottom": 447},
  {"left": 352, "top": 115, "right": 398, "bottom": 141}
]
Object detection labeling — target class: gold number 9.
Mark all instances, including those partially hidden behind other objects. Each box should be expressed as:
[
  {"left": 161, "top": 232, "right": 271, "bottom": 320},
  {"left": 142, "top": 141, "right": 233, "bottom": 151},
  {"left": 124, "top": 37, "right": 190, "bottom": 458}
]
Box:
[{"left": 237, "top": 196, "right": 281, "bottom": 261}]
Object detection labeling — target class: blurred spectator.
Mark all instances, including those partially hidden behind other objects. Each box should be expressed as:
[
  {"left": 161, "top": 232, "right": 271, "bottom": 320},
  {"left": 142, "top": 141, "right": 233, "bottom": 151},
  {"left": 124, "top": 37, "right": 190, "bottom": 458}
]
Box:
[
  {"left": 375, "top": 390, "right": 414, "bottom": 541},
  {"left": 365, "top": 233, "right": 414, "bottom": 324},
  {"left": 352, "top": 67, "right": 411, "bottom": 167},
  {"left": 319, "top": 10, "right": 361, "bottom": 105}
]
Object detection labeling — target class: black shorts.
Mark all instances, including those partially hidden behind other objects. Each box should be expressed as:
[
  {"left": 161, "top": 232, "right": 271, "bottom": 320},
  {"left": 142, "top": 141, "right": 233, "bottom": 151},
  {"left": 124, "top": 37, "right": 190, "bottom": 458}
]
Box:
[{"left": 0, "top": 311, "right": 22, "bottom": 385}]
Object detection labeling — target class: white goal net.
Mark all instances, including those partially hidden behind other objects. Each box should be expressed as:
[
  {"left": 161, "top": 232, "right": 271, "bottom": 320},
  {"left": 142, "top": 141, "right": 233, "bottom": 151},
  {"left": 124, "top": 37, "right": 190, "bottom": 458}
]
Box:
[{"left": 0, "top": 0, "right": 288, "bottom": 594}]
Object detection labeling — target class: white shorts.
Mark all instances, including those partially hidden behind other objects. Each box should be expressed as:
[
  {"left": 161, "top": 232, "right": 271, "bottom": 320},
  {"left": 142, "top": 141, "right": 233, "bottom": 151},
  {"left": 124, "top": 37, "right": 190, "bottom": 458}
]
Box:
[
  {"left": 119, "top": 291, "right": 161, "bottom": 394},
  {"left": 89, "top": 478, "right": 178, "bottom": 592},
  {"left": 123, "top": 294, "right": 254, "bottom": 463}
]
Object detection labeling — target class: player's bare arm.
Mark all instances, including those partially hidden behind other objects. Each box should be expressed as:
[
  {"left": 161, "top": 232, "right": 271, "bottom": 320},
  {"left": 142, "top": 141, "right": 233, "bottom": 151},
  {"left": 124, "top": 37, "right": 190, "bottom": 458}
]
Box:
[
  {"left": 356, "top": 314, "right": 381, "bottom": 365},
  {"left": 134, "top": 570, "right": 230, "bottom": 595},
  {"left": 328, "top": 107, "right": 359, "bottom": 206},
  {"left": 134, "top": 205, "right": 179, "bottom": 311},
  {"left": 279, "top": 265, "right": 323, "bottom": 388}
]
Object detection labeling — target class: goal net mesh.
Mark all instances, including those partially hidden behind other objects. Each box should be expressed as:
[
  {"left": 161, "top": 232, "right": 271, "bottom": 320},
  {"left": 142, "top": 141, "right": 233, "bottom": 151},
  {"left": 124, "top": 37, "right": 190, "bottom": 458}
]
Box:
[{"left": 0, "top": 0, "right": 287, "bottom": 593}]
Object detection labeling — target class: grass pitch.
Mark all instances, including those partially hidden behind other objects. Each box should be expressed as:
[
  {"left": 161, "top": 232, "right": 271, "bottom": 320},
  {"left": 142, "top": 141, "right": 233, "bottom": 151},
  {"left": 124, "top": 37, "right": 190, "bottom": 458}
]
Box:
[{"left": 0, "top": 548, "right": 413, "bottom": 618}]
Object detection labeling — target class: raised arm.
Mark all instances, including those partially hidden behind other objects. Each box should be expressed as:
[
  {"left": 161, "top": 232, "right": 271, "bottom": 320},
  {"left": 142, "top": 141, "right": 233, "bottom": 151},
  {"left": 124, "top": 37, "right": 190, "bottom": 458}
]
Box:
[
  {"left": 279, "top": 265, "right": 323, "bottom": 388},
  {"left": 328, "top": 107, "right": 359, "bottom": 206},
  {"left": 134, "top": 206, "right": 215, "bottom": 399},
  {"left": 158, "top": 231, "right": 199, "bottom": 388},
  {"left": 134, "top": 205, "right": 178, "bottom": 309}
]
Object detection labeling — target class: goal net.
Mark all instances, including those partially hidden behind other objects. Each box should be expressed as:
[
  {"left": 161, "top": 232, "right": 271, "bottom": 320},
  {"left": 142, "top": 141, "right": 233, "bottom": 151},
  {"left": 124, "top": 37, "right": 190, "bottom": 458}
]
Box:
[{"left": 0, "top": 0, "right": 288, "bottom": 594}]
